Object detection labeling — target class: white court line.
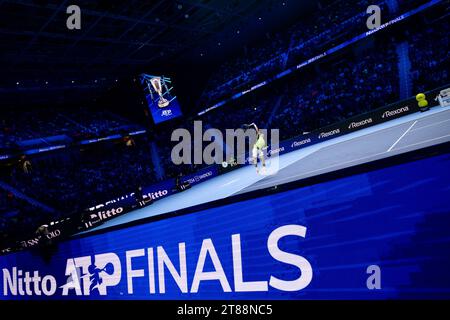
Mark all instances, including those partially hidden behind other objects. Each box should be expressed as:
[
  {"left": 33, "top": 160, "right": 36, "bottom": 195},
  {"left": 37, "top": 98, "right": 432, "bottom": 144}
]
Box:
[
  {"left": 411, "top": 118, "right": 450, "bottom": 132},
  {"left": 387, "top": 121, "right": 418, "bottom": 152},
  {"left": 242, "top": 109, "right": 450, "bottom": 191},
  {"left": 221, "top": 179, "right": 239, "bottom": 187},
  {"left": 247, "top": 151, "right": 389, "bottom": 190},
  {"left": 392, "top": 133, "right": 450, "bottom": 151},
  {"left": 244, "top": 133, "right": 450, "bottom": 191}
]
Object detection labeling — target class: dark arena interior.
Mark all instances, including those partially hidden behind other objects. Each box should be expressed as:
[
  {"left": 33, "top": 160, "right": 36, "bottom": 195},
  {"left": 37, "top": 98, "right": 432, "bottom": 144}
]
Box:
[{"left": 0, "top": 0, "right": 450, "bottom": 309}]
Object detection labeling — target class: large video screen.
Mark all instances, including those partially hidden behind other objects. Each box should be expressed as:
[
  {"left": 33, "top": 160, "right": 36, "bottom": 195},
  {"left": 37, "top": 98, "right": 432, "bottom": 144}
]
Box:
[
  {"left": 141, "top": 74, "right": 183, "bottom": 124},
  {"left": 1, "top": 151, "right": 450, "bottom": 300}
]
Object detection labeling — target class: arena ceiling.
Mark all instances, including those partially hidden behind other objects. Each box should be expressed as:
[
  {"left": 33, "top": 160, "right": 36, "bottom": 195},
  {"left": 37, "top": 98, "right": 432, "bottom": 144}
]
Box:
[{"left": 1, "top": 1, "right": 317, "bottom": 76}]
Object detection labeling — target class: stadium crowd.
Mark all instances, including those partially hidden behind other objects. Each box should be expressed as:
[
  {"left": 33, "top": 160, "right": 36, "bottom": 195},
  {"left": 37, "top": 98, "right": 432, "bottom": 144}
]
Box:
[
  {"left": 0, "top": 107, "right": 141, "bottom": 153},
  {"left": 198, "top": 0, "right": 395, "bottom": 107},
  {"left": 408, "top": 18, "right": 449, "bottom": 94},
  {"left": 3, "top": 136, "right": 156, "bottom": 213},
  {"left": 0, "top": 190, "right": 52, "bottom": 247}
]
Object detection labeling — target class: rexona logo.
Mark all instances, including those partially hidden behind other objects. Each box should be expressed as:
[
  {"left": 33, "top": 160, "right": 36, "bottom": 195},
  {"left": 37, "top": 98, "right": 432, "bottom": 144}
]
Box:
[
  {"left": 318, "top": 129, "right": 340, "bottom": 139},
  {"left": 268, "top": 146, "right": 285, "bottom": 156},
  {"left": 348, "top": 118, "right": 373, "bottom": 129},
  {"left": 2, "top": 224, "right": 312, "bottom": 297},
  {"left": 382, "top": 106, "right": 409, "bottom": 118},
  {"left": 291, "top": 138, "right": 312, "bottom": 149}
]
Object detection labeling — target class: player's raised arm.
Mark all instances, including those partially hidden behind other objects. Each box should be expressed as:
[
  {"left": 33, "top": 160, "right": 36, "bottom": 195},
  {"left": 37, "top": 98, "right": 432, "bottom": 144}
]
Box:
[{"left": 244, "top": 122, "right": 259, "bottom": 132}]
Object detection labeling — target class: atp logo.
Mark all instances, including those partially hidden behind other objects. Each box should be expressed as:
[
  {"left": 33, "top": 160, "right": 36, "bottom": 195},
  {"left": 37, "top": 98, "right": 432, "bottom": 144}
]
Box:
[
  {"left": 61, "top": 253, "right": 121, "bottom": 296},
  {"left": 162, "top": 109, "right": 173, "bottom": 117},
  {"left": 87, "top": 263, "right": 115, "bottom": 294},
  {"left": 3, "top": 224, "right": 313, "bottom": 298}
]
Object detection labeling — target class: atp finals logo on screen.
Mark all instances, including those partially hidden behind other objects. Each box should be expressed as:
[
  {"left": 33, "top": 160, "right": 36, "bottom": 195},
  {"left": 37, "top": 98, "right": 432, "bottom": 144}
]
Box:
[
  {"left": 140, "top": 73, "right": 183, "bottom": 124},
  {"left": 1, "top": 225, "right": 312, "bottom": 297}
]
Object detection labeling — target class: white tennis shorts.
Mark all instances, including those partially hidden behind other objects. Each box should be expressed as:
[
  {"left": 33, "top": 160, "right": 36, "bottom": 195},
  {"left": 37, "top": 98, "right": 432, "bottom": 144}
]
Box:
[{"left": 252, "top": 146, "right": 263, "bottom": 158}]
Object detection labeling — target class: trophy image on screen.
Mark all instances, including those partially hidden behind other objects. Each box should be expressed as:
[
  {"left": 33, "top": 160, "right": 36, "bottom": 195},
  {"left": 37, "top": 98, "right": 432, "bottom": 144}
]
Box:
[
  {"left": 140, "top": 73, "right": 182, "bottom": 124},
  {"left": 150, "top": 77, "right": 170, "bottom": 108}
]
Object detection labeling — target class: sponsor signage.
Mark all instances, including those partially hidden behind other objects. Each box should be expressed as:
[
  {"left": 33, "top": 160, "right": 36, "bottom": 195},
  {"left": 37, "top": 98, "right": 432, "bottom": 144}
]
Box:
[
  {"left": 24, "top": 145, "right": 66, "bottom": 155},
  {"left": 1, "top": 152, "right": 450, "bottom": 299},
  {"left": 290, "top": 137, "right": 313, "bottom": 149},
  {"left": 88, "top": 180, "right": 174, "bottom": 212},
  {"left": 83, "top": 206, "right": 125, "bottom": 229},
  {"left": 348, "top": 118, "right": 373, "bottom": 130},
  {"left": 80, "top": 134, "right": 122, "bottom": 145},
  {"left": 0, "top": 97, "right": 422, "bottom": 255},
  {"left": 381, "top": 106, "right": 411, "bottom": 119},
  {"left": 1, "top": 131, "right": 147, "bottom": 162},
  {"left": 181, "top": 166, "right": 219, "bottom": 186},
  {"left": 318, "top": 128, "right": 342, "bottom": 140}
]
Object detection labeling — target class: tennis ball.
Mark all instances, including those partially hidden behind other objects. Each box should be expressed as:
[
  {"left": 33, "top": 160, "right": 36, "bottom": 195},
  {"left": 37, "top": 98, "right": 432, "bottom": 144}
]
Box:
[
  {"left": 418, "top": 100, "right": 429, "bottom": 107},
  {"left": 416, "top": 93, "right": 426, "bottom": 101}
]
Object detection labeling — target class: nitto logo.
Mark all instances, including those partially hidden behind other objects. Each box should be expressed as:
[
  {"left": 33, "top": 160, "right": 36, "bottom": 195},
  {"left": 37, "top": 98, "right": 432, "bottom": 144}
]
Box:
[
  {"left": 90, "top": 194, "right": 134, "bottom": 211},
  {"left": 382, "top": 106, "right": 409, "bottom": 118},
  {"left": 89, "top": 189, "right": 169, "bottom": 212},
  {"left": 96, "top": 208, "right": 123, "bottom": 220},
  {"left": 318, "top": 129, "right": 340, "bottom": 139},
  {"left": 144, "top": 189, "right": 168, "bottom": 200},
  {"left": 348, "top": 118, "right": 373, "bottom": 129},
  {"left": 85, "top": 207, "right": 124, "bottom": 228},
  {"left": 2, "top": 224, "right": 313, "bottom": 297},
  {"left": 3, "top": 268, "right": 58, "bottom": 296},
  {"left": 291, "top": 138, "right": 311, "bottom": 148}
]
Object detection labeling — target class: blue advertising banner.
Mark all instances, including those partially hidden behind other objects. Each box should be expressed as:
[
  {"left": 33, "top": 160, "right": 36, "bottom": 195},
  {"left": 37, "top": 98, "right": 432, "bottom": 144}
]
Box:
[
  {"left": 142, "top": 179, "right": 176, "bottom": 202},
  {"left": 181, "top": 166, "right": 219, "bottom": 187},
  {"left": 87, "top": 179, "right": 175, "bottom": 213},
  {"left": 1, "top": 151, "right": 450, "bottom": 300}
]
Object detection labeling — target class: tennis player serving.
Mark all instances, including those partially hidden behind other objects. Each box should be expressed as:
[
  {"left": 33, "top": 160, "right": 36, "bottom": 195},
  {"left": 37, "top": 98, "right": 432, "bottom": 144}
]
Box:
[{"left": 245, "top": 123, "right": 267, "bottom": 174}]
